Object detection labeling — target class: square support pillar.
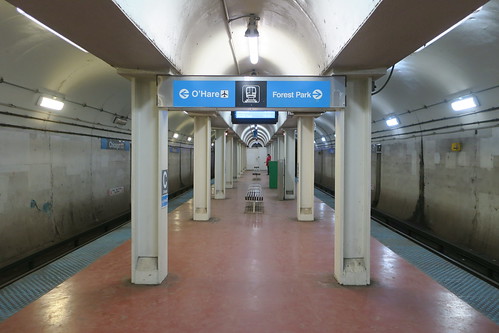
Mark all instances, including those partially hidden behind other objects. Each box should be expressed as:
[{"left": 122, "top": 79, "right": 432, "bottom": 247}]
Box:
[
  {"left": 192, "top": 115, "right": 211, "bottom": 221},
  {"left": 334, "top": 76, "right": 372, "bottom": 285},
  {"left": 226, "top": 135, "right": 234, "bottom": 188},
  {"left": 284, "top": 129, "right": 296, "bottom": 200},
  {"left": 242, "top": 145, "right": 246, "bottom": 172},
  {"left": 214, "top": 129, "right": 226, "bottom": 199},
  {"left": 238, "top": 142, "right": 243, "bottom": 177},
  {"left": 131, "top": 76, "right": 168, "bottom": 285},
  {"left": 296, "top": 116, "right": 315, "bottom": 221},
  {"left": 278, "top": 134, "right": 285, "bottom": 160},
  {"left": 232, "top": 141, "right": 237, "bottom": 182}
]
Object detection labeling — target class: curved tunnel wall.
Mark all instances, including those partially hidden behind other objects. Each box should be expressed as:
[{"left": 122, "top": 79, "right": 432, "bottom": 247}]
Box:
[
  {"left": 314, "top": 117, "right": 499, "bottom": 261},
  {"left": 0, "top": 127, "right": 131, "bottom": 268}
]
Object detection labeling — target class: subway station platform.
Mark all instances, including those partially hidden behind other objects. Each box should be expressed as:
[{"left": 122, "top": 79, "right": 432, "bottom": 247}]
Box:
[{"left": 0, "top": 173, "right": 497, "bottom": 332}]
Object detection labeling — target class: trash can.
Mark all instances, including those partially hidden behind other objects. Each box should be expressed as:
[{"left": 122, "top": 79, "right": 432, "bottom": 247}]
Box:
[{"left": 268, "top": 161, "right": 278, "bottom": 189}]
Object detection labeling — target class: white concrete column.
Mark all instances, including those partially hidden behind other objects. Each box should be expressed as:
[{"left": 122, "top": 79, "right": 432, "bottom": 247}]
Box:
[
  {"left": 131, "top": 76, "right": 168, "bottom": 285},
  {"left": 296, "top": 115, "right": 315, "bottom": 221},
  {"left": 240, "top": 142, "right": 244, "bottom": 175},
  {"left": 278, "top": 134, "right": 285, "bottom": 160},
  {"left": 226, "top": 135, "right": 234, "bottom": 188},
  {"left": 192, "top": 115, "right": 211, "bottom": 221},
  {"left": 334, "top": 76, "right": 372, "bottom": 285},
  {"left": 242, "top": 145, "right": 247, "bottom": 173},
  {"left": 214, "top": 129, "right": 226, "bottom": 199},
  {"left": 233, "top": 140, "right": 238, "bottom": 183},
  {"left": 237, "top": 142, "right": 242, "bottom": 177},
  {"left": 284, "top": 129, "right": 296, "bottom": 199},
  {"left": 240, "top": 143, "right": 243, "bottom": 174}
]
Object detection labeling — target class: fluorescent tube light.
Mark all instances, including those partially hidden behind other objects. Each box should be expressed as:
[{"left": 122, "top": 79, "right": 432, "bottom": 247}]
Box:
[
  {"left": 38, "top": 96, "right": 64, "bottom": 111},
  {"left": 17, "top": 8, "right": 88, "bottom": 53},
  {"left": 451, "top": 96, "right": 478, "bottom": 111},
  {"left": 248, "top": 37, "right": 259, "bottom": 65}
]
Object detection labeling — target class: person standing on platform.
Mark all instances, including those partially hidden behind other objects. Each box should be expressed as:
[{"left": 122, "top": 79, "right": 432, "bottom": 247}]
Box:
[{"left": 265, "top": 154, "right": 271, "bottom": 175}]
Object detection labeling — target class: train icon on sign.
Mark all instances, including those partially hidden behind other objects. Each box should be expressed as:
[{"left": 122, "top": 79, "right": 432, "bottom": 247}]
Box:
[{"left": 242, "top": 85, "right": 260, "bottom": 103}]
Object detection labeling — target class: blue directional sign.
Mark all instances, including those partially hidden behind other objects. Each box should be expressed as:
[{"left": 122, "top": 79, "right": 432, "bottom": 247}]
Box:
[
  {"left": 161, "top": 169, "right": 168, "bottom": 208},
  {"left": 158, "top": 76, "right": 346, "bottom": 110},
  {"left": 173, "top": 80, "right": 235, "bottom": 107},
  {"left": 267, "top": 81, "right": 331, "bottom": 108}
]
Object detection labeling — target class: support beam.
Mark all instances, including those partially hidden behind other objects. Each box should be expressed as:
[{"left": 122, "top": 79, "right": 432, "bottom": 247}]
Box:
[
  {"left": 334, "top": 76, "right": 372, "bottom": 285},
  {"left": 278, "top": 134, "right": 285, "bottom": 160},
  {"left": 277, "top": 134, "right": 286, "bottom": 200},
  {"left": 192, "top": 115, "right": 211, "bottom": 221},
  {"left": 236, "top": 141, "right": 243, "bottom": 179},
  {"left": 296, "top": 115, "right": 315, "bottom": 221},
  {"left": 232, "top": 140, "right": 238, "bottom": 183},
  {"left": 226, "top": 135, "right": 234, "bottom": 189},
  {"left": 214, "top": 129, "right": 226, "bottom": 199},
  {"left": 284, "top": 129, "right": 296, "bottom": 200},
  {"left": 131, "top": 76, "right": 168, "bottom": 285}
]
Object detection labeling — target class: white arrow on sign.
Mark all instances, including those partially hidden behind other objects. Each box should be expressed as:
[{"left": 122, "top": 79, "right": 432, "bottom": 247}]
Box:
[
  {"left": 179, "top": 89, "right": 190, "bottom": 99},
  {"left": 312, "top": 89, "right": 323, "bottom": 100}
]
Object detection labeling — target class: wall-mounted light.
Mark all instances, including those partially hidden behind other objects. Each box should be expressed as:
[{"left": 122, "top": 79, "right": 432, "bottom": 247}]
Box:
[
  {"left": 37, "top": 96, "right": 64, "bottom": 111},
  {"left": 245, "top": 14, "right": 260, "bottom": 65},
  {"left": 451, "top": 95, "right": 479, "bottom": 111},
  {"left": 173, "top": 133, "right": 179, "bottom": 139},
  {"left": 386, "top": 116, "right": 400, "bottom": 127},
  {"left": 17, "top": 8, "right": 88, "bottom": 53},
  {"left": 113, "top": 116, "right": 128, "bottom": 126}
]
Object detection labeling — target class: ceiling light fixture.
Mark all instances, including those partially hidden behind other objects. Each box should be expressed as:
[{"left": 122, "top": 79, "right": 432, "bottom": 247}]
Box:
[
  {"left": 451, "top": 95, "right": 479, "bottom": 111},
  {"left": 37, "top": 96, "right": 64, "bottom": 111},
  {"left": 173, "top": 133, "right": 179, "bottom": 139},
  {"left": 228, "top": 13, "right": 261, "bottom": 65},
  {"left": 17, "top": 8, "right": 88, "bottom": 53},
  {"left": 187, "top": 136, "right": 192, "bottom": 142},
  {"left": 245, "top": 14, "right": 260, "bottom": 65}
]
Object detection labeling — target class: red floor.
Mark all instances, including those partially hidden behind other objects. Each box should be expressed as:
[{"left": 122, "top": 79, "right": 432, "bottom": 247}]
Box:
[{"left": 1, "top": 173, "right": 497, "bottom": 332}]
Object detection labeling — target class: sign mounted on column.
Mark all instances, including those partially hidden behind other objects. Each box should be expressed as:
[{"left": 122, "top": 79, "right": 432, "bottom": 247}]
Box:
[
  {"left": 161, "top": 169, "right": 168, "bottom": 208},
  {"left": 157, "top": 76, "right": 346, "bottom": 111}
]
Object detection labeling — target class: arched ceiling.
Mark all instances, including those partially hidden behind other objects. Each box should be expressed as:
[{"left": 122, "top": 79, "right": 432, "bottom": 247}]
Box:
[{"left": 0, "top": 0, "right": 495, "bottom": 146}]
